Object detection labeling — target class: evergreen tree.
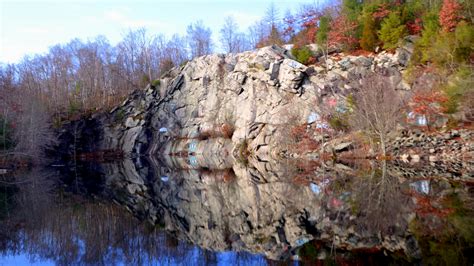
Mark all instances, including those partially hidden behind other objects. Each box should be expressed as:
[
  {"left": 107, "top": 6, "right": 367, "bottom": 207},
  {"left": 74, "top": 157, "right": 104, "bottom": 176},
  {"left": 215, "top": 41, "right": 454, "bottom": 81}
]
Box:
[
  {"left": 378, "top": 12, "right": 406, "bottom": 50},
  {"left": 342, "top": 0, "right": 363, "bottom": 21},
  {"left": 316, "top": 16, "right": 330, "bottom": 46},
  {"left": 454, "top": 21, "right": 474, "bottom": 62},
  {"left": 412, "top": 11, "right": 440, "bottom": 64},
  {"left": 360, "top": 13, "right": 378, "bottom": 51}
]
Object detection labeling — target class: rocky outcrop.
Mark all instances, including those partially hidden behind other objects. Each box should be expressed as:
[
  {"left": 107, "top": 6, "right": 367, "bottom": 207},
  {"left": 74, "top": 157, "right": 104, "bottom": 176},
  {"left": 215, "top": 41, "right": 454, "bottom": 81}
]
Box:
[{"left": 58, "top": 44, "right": 418, "bottom": 164}]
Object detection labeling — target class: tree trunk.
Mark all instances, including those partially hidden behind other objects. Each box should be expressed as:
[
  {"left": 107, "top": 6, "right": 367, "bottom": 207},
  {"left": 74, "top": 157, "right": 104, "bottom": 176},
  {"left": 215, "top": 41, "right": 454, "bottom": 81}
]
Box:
[{"left": 379, "top": 133, "right": 386, "bottom": 157}]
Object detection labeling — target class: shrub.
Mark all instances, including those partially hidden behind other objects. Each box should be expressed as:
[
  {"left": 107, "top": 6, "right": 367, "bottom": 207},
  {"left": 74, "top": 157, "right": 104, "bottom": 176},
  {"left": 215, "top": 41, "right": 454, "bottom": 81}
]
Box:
[
  {"left": 68, "top": 100, "right": 81, "bottom": 116},
  {"left": 114, "top": 108, "right": 126, "bottom": 122},
  {"left": 220, "top": 123, "right": 235, "bottom": 139},
  {"left": 151, "top": 79, "right": 161, "bottom": 87},
  {"left": 291, "top": 46, "right": 315, "bottom": 65},
  {"left": 442, "top": 66, "right": 474, "bottom": 114},
  {"left": 427, "top": 32, "right": 457, "bottom": 67},
  {"left": 328, "top": 115, "right": 350, "bottom": 131}
]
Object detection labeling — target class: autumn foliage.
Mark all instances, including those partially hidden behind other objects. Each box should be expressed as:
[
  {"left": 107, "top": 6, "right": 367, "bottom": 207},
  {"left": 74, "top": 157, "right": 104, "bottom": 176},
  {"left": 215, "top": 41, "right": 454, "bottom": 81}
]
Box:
[
  {"left": 328, "top": 14, "right": 358, "bottom": 50},
  {"left": 407, "top": 18, "right": 423, "bottom": 35},
  {"left": 410, "top": 90, "right": 448, "bottom": 126},
  {"left": 439, "top": 0, "right": 463, "bottom": 32}
]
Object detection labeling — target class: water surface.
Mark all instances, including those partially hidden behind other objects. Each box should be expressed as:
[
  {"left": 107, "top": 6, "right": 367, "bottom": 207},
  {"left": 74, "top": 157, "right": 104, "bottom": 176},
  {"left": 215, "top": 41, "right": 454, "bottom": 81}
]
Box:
[{"left": 0, "top": 157, "right": 473, "bottom": 265}]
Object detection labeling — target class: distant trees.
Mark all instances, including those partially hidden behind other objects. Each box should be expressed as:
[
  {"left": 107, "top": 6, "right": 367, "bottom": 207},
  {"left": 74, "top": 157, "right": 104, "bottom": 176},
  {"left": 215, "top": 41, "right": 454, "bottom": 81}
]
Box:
[
  {"left": 0, "top": 71, "right": 54, "bottom": 160},
  {"left": 0, "top": 28, "right": 196, "bottom": 117},
  {"left": 251, "top": 2, "right": 285, "bottom": 47},
  {"left": 0, "top": 0, "right": 471, "bottom": 161}
]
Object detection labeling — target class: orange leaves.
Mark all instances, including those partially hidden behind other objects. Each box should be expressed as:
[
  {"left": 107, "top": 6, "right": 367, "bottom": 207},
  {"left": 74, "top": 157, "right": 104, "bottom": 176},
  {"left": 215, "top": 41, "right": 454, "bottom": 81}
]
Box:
[
  {"left": 328, "top": 14, "right": 358, "bottom": 50},
  {"left": 408, "top": 191, "right": 455, "bottom": 218},
  {"left": 373, "top": 4, "right": 391, "bottom": 20},
  {"left": 411, "top": 90, "right": 448, "bottom": 116},
  {"left": 290, "top": 124, "right": 319, "bottom": 152}
]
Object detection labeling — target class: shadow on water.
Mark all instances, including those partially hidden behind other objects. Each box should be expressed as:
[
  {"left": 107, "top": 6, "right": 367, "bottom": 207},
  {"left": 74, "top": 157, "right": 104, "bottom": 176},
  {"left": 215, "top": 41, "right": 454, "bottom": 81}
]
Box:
[{"left": 0, "top": 155, "right": 473, "bottom": 265}]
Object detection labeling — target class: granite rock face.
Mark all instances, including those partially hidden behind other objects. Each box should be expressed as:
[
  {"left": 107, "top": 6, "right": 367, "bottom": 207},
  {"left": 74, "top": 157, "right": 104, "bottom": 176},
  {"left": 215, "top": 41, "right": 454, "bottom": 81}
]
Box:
[{"left": 58, "top": 45, "right": 414, "bottom": 161}]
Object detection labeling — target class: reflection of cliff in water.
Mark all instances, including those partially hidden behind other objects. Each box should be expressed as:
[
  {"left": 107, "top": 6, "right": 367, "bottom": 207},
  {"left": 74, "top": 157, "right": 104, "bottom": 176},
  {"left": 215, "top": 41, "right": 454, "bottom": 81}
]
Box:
[{"left": 78, "top": 151, "right": 473, "bottom": 263}]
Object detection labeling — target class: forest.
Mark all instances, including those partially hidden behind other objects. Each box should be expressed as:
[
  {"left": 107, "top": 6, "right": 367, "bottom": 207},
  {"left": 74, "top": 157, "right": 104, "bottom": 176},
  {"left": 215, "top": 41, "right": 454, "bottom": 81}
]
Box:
[{"left": 0, "top": 0, "right": 473, "bottom": 162}]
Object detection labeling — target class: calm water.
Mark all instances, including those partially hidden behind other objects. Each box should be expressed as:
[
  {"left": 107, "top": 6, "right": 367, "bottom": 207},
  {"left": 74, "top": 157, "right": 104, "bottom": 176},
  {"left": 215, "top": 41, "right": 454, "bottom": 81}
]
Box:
[{"left": 0, "top": 157, "right": 473, "bottom": 265}]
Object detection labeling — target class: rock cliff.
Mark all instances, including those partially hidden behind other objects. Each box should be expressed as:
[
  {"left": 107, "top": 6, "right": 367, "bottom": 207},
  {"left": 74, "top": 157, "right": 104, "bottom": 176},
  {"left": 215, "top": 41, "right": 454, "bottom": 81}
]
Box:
[{"left": 58, "top": 43, "right": 414, "bottom": 163}]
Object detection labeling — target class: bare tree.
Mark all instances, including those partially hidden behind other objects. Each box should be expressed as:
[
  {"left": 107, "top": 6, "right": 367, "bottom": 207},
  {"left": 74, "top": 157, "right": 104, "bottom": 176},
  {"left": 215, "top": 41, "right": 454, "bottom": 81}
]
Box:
[
  {"left": 12, "top": 92, "right": 56, "bottom": 160},
  {"left": 186, "top": 20, "right": 213, "bottom": 58},
  {"left": 248, "top": 20, "right": 268, "bottom": 48},
  {"left": 350, "top": 72, "right": 405, "bottom": 156},
  {"left": 219, "top": 16, "right": 242, "bottom": 53},
  {"left": 264, "top": 2, "right": 280, "bottom": 30},
  {"left": 164, "top": 34, "right": 189, "bottom": 68},
  {"left": 0, "top": 65, "right": 17, "bottom": 153}
]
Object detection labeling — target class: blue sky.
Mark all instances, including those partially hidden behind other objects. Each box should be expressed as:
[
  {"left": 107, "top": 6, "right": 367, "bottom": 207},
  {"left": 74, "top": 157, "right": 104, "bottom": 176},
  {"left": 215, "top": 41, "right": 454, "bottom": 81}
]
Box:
[{"left": 0, "top": 0, "right": 327, "bottom": 63}]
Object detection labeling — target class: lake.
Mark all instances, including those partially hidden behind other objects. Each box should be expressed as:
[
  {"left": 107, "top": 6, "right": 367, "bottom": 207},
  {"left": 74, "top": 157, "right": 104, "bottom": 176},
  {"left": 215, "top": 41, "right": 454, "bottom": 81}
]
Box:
[{"left": 0, "top": 156, "right": 472, "bottom": 265}]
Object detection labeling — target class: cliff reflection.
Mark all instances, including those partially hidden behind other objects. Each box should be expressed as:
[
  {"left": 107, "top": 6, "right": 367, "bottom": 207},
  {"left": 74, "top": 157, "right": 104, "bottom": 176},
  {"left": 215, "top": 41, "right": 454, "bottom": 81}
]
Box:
[
  {"left": 95, "top": 155, "right": 473, "bottom": 262},
  {"left": 0, "top": 153, "right": 472, "bottom": 264}
]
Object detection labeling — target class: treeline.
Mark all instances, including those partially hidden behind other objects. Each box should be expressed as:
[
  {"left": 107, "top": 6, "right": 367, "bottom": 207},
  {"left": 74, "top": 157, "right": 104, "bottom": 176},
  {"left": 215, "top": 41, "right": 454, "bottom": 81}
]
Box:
[
  {"left": 285, "top": 0, "right": 473, "bottom": 123},
  {"left": 0, "top": 3, "right": 322, "bottom": 117},
  {"left": 1, "top": 1, "right": 473, "bottom": 114},
  {"left": 0, "top": 1, "right": 325, "bottom": 159}
]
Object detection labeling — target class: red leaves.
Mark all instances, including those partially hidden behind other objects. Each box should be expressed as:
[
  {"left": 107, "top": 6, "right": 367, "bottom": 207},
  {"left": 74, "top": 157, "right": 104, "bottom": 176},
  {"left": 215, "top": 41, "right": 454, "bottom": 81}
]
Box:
[
  {"left": 439, "top": 0, "right": 462, "bottom": 32},
  {"left": 414, "top": 194, "right": 454, "bottom": 217},
  {"left": 287, "top": 8, "right": 323, "bottom": 46},
  {"left": 407, "top": 18, "right": 423, "bottom": 35}
]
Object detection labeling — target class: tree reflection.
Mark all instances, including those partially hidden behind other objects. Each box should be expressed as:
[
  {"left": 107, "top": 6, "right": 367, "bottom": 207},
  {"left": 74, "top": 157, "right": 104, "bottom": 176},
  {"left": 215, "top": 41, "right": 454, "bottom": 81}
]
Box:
[
  {"left": 1, "top": 157, "right": 473, "bottom": 265},
  {"left": 351, "top": 161, "right": 410, "bottom": 235},
  {"left": 0, "top": 169, "right": 264, "bottom": 265}
]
